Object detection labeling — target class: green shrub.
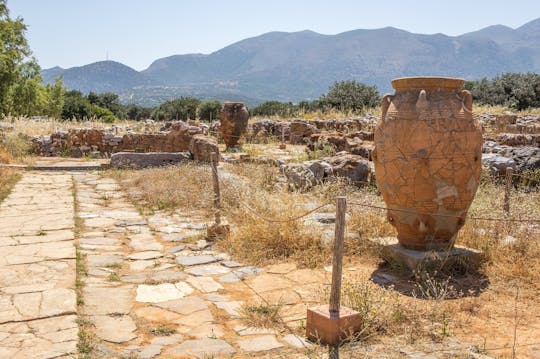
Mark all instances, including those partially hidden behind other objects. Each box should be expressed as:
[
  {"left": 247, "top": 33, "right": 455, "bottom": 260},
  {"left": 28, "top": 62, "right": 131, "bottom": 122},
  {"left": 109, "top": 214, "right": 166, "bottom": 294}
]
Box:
[{"left": 468, "top": 73, "right": 540, "bottom": 110}]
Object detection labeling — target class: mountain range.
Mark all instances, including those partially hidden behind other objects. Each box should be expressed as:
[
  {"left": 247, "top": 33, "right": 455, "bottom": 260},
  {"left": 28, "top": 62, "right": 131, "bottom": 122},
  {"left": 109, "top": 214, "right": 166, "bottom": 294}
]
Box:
[{"left": 42, "top": 17, "right": 540, "bottom": 107}]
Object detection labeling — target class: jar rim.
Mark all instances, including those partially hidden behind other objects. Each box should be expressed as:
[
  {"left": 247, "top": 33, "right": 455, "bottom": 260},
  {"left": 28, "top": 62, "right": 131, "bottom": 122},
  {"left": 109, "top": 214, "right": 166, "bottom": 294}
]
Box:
[{"left": 391, "top": 77, "right": 464, "bottom": 90}]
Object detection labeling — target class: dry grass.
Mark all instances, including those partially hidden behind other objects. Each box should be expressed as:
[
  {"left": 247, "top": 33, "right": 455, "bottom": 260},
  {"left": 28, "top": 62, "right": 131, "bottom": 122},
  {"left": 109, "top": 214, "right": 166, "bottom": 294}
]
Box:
[
  {"left": 1, "top": 117, "right": 159, "bottom": 137},
  {"left": 0, "top": 132, "right": 34, "bottom": 164},
  {"left": 0, "top": 168, "right": 21, "bottom": 203},
  {"left": 111, "top": 162, "right": 332, "bottom": 267},
  {"left": 110, "top": 160, "right": 540, "bottom": 286},
  {"left": 239, "top": 302, "right": 283, "bottom": 329}
]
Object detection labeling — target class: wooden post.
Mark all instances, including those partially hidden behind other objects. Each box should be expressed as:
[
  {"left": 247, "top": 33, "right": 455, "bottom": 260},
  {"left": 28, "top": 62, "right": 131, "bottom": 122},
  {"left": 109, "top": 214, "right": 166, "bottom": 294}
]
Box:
[
  {"left": 306, "top": 196, "right": 361, "bottom": 348},
  {"left": 279, "top": 125, "right": 286, "bottom": 149},
  {"left": 504, "top": 167, "right": 513, "bottom": 215},
  {"left": 211, "top": 152, "right": 221, "bottom": 225},
  {"left": 329, "top": 196, "right": 346, "bottom": 313}
]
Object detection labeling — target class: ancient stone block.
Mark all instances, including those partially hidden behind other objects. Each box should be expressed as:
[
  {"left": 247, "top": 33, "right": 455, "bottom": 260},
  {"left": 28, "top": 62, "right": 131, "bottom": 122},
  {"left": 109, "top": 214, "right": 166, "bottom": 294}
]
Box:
[{"left": 110, "top": 152, "right": 191, "bottom": 169}]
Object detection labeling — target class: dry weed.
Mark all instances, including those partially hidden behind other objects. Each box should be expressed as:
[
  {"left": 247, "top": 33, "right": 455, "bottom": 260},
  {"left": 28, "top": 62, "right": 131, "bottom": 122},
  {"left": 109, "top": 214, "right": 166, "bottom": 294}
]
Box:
[
  {"left": 0, "top": 168, "right": 21, "bottom": 203},
  {"left": 239, "top": 302, "right": 283, "bottom": 329},
  {"left": 0, "top": 132, "right": 33, "bottom": 163}
]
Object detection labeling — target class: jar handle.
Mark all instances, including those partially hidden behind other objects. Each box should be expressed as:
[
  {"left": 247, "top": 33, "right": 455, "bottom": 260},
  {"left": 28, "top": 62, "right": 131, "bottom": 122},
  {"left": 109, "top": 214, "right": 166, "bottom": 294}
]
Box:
[
  {"left": 381, "top": 94, "right": 393, "bottom": 120},
  {"left": 459, "top": 90, "right": 473, "bottom": 113},
  {"left": 415, "top": 89, "right": 428, "bottom": 113}
]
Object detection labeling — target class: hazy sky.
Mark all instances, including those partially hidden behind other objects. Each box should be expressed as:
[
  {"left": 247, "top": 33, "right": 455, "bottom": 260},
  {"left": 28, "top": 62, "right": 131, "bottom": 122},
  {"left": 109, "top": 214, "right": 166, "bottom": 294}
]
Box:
[{"left": 9, "top": 0, "right": 540, "bottom": 71}]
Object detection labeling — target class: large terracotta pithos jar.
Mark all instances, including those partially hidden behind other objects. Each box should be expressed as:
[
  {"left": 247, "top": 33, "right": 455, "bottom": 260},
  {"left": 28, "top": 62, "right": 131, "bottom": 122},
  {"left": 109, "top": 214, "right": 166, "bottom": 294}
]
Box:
[
  {"left": 220, "top": 102, "right": 249, "bottom": 149},
  {"left": 373, "top": 77, "right": 483, "bottom": 250}
]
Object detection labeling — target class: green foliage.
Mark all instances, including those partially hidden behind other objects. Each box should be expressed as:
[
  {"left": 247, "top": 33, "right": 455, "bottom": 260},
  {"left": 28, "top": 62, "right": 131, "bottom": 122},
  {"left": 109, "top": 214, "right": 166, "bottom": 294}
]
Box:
[
  {"left": 61, "top": 91, "right": 92, "bottom": 120},
  {"left": 125, "top": 104, "right": 152, "bottom": 121},
  {"left": 251, "top": 101, "right": 297, "bottom": 117},
  {"left": 8, "top": 76, "right": 46, "bottom": 116},
  {"left": 0, "top": 0, "right": 36, "bottom": 115},
  {"left": 44, "top": 77, "right": 65, "bottom": 119},
  {"left": 198, "top": 100, "right": 221, "bottom": 122},
  {"left": 61, "top": 90, "right": 117, "bottom": 121},
  {"left": 152, "top": 97, "right": 200, "bottom": 121},
  {"left": 319, "top": 80, "right": 381, "bottom": 112},
  {"left": 251, "top": 81, "right": 380, "bottom": 117},
  {"left": 468, "top": 73, "right": 540, "bottom": 110},
  {"left": 87, "top": 91, "right": 125, "bottom": 118},
  {"left": 90, "top": 104, "right": 117, "bottom": 123}
]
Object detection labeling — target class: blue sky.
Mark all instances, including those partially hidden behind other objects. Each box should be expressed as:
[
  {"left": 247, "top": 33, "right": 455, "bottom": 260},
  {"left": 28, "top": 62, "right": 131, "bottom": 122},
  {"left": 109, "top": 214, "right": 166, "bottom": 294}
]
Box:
[{"left": 9, "top": 0, "right": 540, "bottom": 71}]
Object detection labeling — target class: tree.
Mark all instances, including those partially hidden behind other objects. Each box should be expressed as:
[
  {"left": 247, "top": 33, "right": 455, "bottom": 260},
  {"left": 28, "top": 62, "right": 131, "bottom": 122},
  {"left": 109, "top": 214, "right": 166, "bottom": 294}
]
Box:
[
  {"left": 87, "top": 91, "right": 125, "bottom": 119},
  {"left": 198, "top": 100, "right": 221, "bottom": 122},
  {"left": 320, "top": 80, "right": 380, "bottom": 112},
  {"left": 468, "top": 73, "right": 540, "bottom": 110},
  {"left": 251, "top": 101, "right": 297, "bottom": 117},
  {"left": 62, "top": 91, "right": 92, "bottom": 120},
  {"left": 0, "top": 0, "right": 41, "bottom": 116},
  {"left": 44, "top": 77, "right": 66, "bottom": 119},
  {"left": 125, "top": 104, "right": 152, "bottom": 121},
  {"left": 152, "top": 97, "right": 200, "bottom": 121}
]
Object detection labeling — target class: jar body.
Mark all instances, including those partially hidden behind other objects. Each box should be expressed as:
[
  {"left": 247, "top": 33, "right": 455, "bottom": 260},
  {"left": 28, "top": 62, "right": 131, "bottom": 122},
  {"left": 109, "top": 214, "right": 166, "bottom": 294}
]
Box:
[
  {"left": 220, "top": 102, "right": 249, "bottom": 149},
  {"left": 373, "top": 77, "right": 483, "bottom": 250}
]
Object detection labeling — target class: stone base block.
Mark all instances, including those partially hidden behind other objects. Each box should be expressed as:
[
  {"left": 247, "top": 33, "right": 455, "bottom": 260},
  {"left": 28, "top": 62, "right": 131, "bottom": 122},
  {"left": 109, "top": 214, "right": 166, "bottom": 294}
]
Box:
[
  {"left": 207, "top": 221, "right": 230, "bottom": 241},
  {"left": 110, "top": 152, "right": 191, "bottom": 169},
  {"left": 374, "top": 237, "right": 482, "bottom": 271},
  {"left": 306, "top": 305, "right": 363, "bottom": 345}
]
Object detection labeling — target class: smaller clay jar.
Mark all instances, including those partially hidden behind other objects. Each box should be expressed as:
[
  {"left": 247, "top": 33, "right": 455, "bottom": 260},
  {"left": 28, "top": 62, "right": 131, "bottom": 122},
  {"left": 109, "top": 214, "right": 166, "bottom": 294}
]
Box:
[{"left": 220, "top": 102, "right": 249, "bottom": 149}]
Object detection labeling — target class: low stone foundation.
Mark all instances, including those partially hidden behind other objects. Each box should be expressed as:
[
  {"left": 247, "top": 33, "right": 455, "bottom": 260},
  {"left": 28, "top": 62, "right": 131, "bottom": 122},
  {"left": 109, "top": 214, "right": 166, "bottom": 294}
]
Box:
[
  {"left": 32, "top": 121, "right": 206, "bottom": 158},
  {"left": 32, "top": 121, "right": 218, "bottom": 164},
  {"left": 110, "top": 152, "right": 192, "bottom": 169}
]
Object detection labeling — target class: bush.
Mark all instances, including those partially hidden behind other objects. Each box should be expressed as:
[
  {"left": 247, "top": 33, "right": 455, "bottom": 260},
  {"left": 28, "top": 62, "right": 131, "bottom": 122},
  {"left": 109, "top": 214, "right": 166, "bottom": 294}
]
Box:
[
  {"left": 152, "top": 97, "right": 200, "bottom": 121},
  {"left": 198, "top": 100, "right": 221, "bottom": 122},
  {"left": 89, "top": 104, "right": 117, "bottom": 123},
  {"left": 468, "top": 73, "right": 540, "bottom": 110},
  {"left": 125, "top": 104, "right": 152, "bottom": 121},
  {"left": 61, "top": 91, "right": 92, "bottom": 120},
  {"left": 251, "top": 101, "right": 297, "bottom": 117},
  {"left": 319, "top": 80, "right": 381, "bottom": 112}
]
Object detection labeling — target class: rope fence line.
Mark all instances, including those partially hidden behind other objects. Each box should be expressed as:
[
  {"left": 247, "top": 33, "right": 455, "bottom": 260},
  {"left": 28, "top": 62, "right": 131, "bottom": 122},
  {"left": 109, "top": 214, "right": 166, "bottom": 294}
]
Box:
[
  {"left": 238, "top": 200, "right": 331, "bottom": 223},
  {"left": 212, "top": 169, "right": 538, "bottom": 224},
  {"left": 512, "top": 172, "right": 540, "bottom": 182},
  {"left": 347, "top": 201, "right": 540, "bottom": 223}
]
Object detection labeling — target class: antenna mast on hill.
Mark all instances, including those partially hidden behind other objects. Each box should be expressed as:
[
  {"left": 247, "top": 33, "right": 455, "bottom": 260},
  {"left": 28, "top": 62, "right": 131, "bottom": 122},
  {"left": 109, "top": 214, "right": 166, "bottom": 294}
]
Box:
[{"left": 106, "top": 50, "right": 109, "bottom": 61}]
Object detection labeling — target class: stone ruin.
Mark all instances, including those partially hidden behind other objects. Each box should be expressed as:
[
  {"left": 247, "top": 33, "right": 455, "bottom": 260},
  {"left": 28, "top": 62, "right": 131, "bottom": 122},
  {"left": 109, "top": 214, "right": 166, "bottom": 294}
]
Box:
[{"left": 31, "top": 121, "right": 218, "bottom": 167}]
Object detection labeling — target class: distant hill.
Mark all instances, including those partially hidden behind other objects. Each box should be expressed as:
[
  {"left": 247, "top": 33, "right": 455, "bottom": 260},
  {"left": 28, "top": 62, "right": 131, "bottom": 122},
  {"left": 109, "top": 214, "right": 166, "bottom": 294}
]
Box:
[{"left": 42, "top": 17, "right": 540, "bottom": 106}]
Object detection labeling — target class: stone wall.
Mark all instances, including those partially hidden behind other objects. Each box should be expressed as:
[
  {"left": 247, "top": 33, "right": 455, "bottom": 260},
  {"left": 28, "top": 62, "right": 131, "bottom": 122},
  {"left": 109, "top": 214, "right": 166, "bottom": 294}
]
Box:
[{"left": 32, "top": 121, "right": 203, "bottom": 157}]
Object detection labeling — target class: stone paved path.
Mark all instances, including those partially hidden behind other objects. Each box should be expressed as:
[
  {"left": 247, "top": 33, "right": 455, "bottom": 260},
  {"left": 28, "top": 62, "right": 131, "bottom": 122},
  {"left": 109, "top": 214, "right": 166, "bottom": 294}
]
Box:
[
  {"left": 73, "top": 172, "right": 326, "bottom": 358},
  {"left": 0, "top": 172, "right": 77, "bottom": 358}
]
